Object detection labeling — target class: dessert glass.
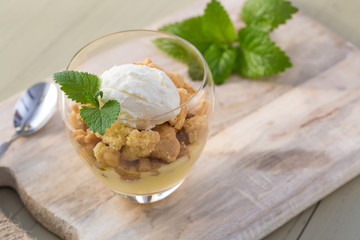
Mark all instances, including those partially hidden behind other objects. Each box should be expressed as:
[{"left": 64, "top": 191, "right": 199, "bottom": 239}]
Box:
[{"left": 59, "top": 30, "right": 214, "bottom": 203}]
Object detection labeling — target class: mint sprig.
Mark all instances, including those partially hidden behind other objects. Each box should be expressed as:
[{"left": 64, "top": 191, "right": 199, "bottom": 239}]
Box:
[
  {"left": 53, "top": 71, "right": 120, "bottom": 135},
  {"left": 158, "top": 0, "right": 297, "bottom": 84}
]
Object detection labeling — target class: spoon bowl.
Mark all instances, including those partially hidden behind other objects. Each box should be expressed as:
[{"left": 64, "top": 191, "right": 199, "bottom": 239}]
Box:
[{"left": 0, "top": 82, "right": 58, "bottom": 158}]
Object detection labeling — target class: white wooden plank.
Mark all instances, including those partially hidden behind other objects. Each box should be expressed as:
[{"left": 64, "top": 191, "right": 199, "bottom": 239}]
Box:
[
  {"left": 263, "top": 205, "right": 316, "bottom": 240},
  {"left": 299, "top": 174, "right": 360, "bottom": 240}
]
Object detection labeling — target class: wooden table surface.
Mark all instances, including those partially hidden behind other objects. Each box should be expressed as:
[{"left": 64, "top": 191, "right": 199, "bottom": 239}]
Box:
[{"left": 1, "top": 0, "right": 360, "bottom": 239}]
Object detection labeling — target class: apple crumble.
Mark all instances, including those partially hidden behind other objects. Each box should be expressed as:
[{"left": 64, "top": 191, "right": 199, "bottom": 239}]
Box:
[{"left": 68, "top": 59, "right": 210, "bottom": 195}]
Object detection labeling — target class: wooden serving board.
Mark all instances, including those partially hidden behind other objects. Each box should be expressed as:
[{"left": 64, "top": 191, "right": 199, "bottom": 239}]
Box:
[{"left": 2, "top": 0, "right": 360, "bottom": 239}]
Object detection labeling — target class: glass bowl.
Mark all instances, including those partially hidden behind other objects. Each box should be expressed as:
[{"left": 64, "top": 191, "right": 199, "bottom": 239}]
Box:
[{"left": 59, "top": 30, "right": 214, "bottom": 203}]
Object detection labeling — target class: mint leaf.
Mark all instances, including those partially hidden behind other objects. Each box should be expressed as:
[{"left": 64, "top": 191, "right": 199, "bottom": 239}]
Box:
[
  {"left": 154, "top": 38, "right": 191, "bottom": 64},
  {"left": 202, "top": 0, "right": 236, "bottom": 42},
  {"left": 235, "top": 27, "right": 291, "bottom": 78},
  {"left": 160, "top": 17, "right": 210, "bottom": 53},
  {"left": 154, "top": 38, "right": 204, "bottom": 80},
  {"left": 84, "top": 92, "right": 99, "bottom": 108},
  {"left": 80, "top": 100, "right": 120, "bottom": 135},
  {"left": 188, "top": 60, "right": 205, "bottom": 80},
  {"left": 159, "top": 0, "right": 236, "bottom": 50},
  {"left": 204, "top": 44, "right": 237, "bottom": 84},
  {"left": 241, "top": 0, "right": 297, "bottom": 31},
  {"left": 53, "top": 71, "right": 100, "bottom": 104},
  {"left": 157, "top": 0, "right": 236, "bottom": 81}
]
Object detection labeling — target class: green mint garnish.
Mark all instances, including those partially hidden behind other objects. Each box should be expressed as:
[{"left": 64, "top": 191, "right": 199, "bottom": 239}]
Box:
[
  {"left": 241, "top": 0, "right": 298, "bottom": 32},
  {"left": 53, "top": 71, "right": 100, "bottom": 106},
  {"left": 80, "top": 100, "right": 120, "bottom": 135},
  {"left": 153, "top": 37, "right": 205, "bottom": 80},
  {"left": 53, "top": 71, "right": 120, "bottom": 135},
  {"left": 159, "top": 17, "right": 210, "bottom": 54},
  {"left": 235, "top": 27, "right": 292, "bottom": 78},
  {"left": 157, "top": 0, "right": 297, "bottom": 84},
  {"left": 201, "top": 0, "right": 236, "bottom": 43},
  {"left": 204, "top": 44, "right": 237, "bottom": 84}
]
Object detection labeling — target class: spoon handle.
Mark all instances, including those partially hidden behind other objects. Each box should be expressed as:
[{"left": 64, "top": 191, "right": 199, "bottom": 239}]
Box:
[
  {"left": 0, "top": 141, "right": 11, "bottom": 158},
  {"left": 0, "top": 134, "right": 19, "bottom": 158}
]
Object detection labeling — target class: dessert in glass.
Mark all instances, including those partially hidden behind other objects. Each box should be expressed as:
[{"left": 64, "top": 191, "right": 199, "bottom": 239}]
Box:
[{"left": 59, "top": 30, "right": 214, "bottom": 203}]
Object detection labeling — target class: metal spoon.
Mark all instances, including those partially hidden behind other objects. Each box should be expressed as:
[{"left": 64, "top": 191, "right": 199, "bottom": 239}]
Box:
[{"left": 0, "top": 82, "right": 58, "bottom": 158}]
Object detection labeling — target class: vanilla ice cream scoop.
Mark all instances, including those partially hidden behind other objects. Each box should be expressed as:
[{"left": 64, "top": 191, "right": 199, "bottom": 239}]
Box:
[{"left": 99, "top": 64, "right": 180, "bottom": 129}]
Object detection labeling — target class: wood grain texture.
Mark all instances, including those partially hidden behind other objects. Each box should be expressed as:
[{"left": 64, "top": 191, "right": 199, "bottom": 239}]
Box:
[{"left": 1, "top": 0, "right": 360, "bottom": 239}]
